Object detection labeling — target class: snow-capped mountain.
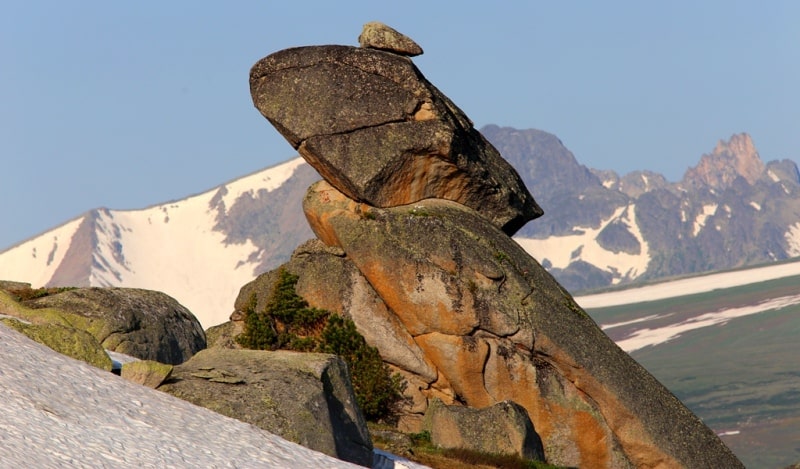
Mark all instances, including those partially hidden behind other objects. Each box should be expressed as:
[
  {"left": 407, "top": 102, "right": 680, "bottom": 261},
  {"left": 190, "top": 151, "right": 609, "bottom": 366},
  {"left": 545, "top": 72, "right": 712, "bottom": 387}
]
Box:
[
  {"left": 2, "top": 126, "right": 800, "bottom": 329},
  {"left": 0, "top": 158, "right": 317, "bottom": 328}
]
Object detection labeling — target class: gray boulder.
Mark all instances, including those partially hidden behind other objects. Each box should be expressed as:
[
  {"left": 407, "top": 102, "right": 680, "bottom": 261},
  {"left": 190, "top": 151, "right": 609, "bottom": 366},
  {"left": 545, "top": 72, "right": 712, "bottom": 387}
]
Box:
[
  {"left": 249, "top": 29, "right": 542, "bottom": 236},
  {"left": 423, "top": 399, "right": 545, "bottom": 462},
  {"left": 158, "top": 347, "right": 373, "bottom": 467},
  {"left": 25, "top": 287, "right": 206, "bottom": 364}
]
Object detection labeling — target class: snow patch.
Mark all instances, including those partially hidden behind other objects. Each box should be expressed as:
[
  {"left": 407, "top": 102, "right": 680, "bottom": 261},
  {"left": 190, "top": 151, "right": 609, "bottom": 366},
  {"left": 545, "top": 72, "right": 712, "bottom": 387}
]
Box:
[
  {"left": 616, "top": 293, "right": 800, "bottom": 352},
  {"left": 692, "top": 204, "right": 718, "bottom": 237},
  {"left": 768, "top": 169, "right": 781, "bottom": 182},
  {"left": 600, "top": 314, "right": 665, "bottom": 331},
  {"left": 749, "top": 201, "right": 761, "bottom": 211},
  {"left": 785, "top": 222, "right": 800, "bottom": 257},
  {"left": 515, "top": 204, "right": 650, "bottom": 282}
]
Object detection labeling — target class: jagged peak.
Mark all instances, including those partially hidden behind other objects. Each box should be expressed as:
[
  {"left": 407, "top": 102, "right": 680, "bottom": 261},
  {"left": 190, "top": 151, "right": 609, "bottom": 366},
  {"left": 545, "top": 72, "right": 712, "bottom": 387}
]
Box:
[
  {"left": 683, "top": 132, "right": 765, "bottom": 189},
  {"left": 712, "top": 132, "right": 757, "bottom": 159}
]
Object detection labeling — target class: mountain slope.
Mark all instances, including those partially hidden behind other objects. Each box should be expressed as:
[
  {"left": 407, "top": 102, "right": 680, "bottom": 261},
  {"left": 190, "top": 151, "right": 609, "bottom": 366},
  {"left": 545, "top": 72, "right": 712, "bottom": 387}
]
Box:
[
  {"left": 2, "top": 127, "right": 800, "bottom": 328},
  {"left": 0, "top": 158, "right": 316, "bottom": 327}
]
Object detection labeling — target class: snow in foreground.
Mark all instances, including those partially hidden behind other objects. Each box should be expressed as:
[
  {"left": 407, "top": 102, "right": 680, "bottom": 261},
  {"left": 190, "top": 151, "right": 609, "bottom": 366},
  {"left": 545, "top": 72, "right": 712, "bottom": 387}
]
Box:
[{"left": 0, "top": 324, "right": 426, "bottom": 468}]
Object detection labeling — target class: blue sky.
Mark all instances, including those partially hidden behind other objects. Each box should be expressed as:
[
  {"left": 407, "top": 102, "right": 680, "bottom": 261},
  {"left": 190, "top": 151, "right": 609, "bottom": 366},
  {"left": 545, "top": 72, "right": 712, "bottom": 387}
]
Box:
[{"left": 1, "top": 1, "right": 798, "bottom": 250}]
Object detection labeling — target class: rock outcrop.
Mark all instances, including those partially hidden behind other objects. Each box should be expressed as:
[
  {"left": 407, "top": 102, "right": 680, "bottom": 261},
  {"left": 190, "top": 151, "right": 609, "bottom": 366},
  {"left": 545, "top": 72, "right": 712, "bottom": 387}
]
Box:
[
  {"left": 158, "top": 348, "right": 373, "bottom": 467},
  {"left": 23, "top": 287, "right": 206, "bottom": 364},
  {"left": 249, "top": 26, "right": 542, "bottom": 236},
  {"left": 241, "top": 24, "right": 744, "bottom": 468}
]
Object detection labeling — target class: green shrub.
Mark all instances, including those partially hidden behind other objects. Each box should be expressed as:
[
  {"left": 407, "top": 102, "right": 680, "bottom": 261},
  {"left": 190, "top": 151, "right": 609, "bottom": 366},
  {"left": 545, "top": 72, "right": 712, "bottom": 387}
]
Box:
[
  {"left": 321, "top": 315, "right": 405, "bottom": 420},
  {"left": 236, "top": 267, "right": 404, "bottom": 421}
]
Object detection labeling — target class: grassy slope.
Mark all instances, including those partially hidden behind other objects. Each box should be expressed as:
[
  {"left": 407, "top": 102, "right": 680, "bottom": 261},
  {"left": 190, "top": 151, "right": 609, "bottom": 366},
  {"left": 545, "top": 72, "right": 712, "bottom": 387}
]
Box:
[{"left": 586, "top": 276, "right": 800, "bottom": 468}]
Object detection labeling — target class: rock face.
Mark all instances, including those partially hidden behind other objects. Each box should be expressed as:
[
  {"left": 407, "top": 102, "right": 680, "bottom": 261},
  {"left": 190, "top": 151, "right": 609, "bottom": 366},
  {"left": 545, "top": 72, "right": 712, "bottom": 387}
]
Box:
[
  {"left": 423, "top": 399, "right": 545, "bottom": 461},
  {"left": 24, "top": 287, "right": 206, "bottom": 364},
  {"left": 242, "top": 25, "right": 744, "bottom": 468},
  {"left": 158, "top": 348, "right": 373, "bottom": 467},
  {"left": 250, "top": 32, "right": 542, "bottom": 236}
]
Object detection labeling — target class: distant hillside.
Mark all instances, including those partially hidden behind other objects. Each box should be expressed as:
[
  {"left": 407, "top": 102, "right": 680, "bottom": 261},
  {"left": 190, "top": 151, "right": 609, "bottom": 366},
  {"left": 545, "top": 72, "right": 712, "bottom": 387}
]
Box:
[{"left": 2, "top": 127, "right": 799, "bottom": 327}]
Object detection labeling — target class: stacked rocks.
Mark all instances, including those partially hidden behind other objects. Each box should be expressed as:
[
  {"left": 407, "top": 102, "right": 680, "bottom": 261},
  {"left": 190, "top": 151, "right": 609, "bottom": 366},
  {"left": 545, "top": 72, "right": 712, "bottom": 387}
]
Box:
[
  {"left": 244, "top": 23, "right": 743, "bottom": 468},
  {"left": 249, "top": 22, "right": 542, "bottom": 236}
]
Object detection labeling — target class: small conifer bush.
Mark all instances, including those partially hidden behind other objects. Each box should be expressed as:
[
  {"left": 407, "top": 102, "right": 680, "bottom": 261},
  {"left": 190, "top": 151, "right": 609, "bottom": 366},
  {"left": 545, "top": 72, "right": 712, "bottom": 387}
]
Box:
[{"left": 236, "top": 267, "right": 404, "bottom": 421}]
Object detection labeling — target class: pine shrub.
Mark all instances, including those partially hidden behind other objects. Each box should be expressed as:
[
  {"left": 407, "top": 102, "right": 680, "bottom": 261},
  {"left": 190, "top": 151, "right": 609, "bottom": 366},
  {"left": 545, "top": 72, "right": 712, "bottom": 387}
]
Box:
[{"left": 236, "top": 267, "right": 403, "bottom": 421}]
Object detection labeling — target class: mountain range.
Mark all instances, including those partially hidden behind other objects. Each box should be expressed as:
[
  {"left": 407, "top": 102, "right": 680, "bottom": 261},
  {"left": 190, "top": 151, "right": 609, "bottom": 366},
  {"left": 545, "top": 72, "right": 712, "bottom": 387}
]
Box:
[{"left": 2, "top": 126, "right": 799, "bottom": 328}]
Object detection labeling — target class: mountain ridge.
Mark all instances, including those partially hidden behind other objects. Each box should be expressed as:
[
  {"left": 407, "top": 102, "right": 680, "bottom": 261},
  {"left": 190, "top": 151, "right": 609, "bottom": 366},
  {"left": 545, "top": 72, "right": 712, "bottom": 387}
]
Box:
[{"left": 2, "top": 127, "right": 799, "bottom": 328}]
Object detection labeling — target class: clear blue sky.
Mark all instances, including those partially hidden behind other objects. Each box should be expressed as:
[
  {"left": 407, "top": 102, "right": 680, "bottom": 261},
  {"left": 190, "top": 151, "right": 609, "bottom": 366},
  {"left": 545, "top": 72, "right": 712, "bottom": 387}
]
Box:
[{"left": 2, "top": 1, "right": 798, "bottom": 250}]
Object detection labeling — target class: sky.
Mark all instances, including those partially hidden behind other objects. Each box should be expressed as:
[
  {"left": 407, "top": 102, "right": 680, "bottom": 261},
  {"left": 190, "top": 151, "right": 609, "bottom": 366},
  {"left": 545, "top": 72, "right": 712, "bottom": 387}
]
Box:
[{"left": 1, "top": 1, "right": 798, "bottom": 250}]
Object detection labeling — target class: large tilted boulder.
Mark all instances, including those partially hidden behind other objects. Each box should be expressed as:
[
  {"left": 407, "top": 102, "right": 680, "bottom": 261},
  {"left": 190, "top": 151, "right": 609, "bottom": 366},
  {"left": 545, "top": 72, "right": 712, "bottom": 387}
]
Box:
[
  {"left": 290, "top": 180, "right": 742, "bottom": 468},
  {"left": 22, "top": 288, "right": 206, "bottom": 364},
  {"left": 249, "top": 30, "right": 542, "bottom": 236},
  {"left": 158, "top": 348, "right": 373, "bottom": 467}
]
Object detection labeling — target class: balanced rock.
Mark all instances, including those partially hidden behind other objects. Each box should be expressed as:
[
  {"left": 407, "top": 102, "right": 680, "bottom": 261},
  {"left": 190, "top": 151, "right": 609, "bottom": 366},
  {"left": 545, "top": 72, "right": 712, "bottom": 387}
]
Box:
[
  {"left": 158, "top": 348, "right": 373, "bottom": 467},
  {"left": 249, "top": 28, "right": 542, "bottom": 236},
  {"left": 289, "top": 181, "right": 743, "bottom": 468},
  {"left": 358, "top": 21, "right": 423, "bottom": 56},
  {"left": 423, "top": 399, "right": 545, "bottom": 462},
  {"left": 24, "top": 287, "right": 206, "bottom": 364}
]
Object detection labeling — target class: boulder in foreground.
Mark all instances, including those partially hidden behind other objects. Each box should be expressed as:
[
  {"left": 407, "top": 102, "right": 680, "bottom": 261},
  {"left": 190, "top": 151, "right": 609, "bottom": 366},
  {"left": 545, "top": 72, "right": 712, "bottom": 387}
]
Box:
[{"left": 158, "top": 347, "right": 373, "bottom": 467}]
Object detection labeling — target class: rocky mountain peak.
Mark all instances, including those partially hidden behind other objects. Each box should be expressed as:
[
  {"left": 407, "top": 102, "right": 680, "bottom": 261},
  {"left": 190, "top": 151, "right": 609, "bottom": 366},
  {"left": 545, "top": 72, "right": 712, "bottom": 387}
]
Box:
[{"left": 683, "top": 132, "right": 765, "bottom": 189}]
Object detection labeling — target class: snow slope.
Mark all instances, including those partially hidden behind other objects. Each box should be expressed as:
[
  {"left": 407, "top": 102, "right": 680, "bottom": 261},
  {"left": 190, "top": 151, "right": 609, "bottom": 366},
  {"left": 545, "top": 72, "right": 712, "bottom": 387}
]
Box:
[
  {"left": 0, "top": 217, "right": 84, "bottom": 287},
  {"left": 0, "top": 323, "right": 362, "bottom": 468}
]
